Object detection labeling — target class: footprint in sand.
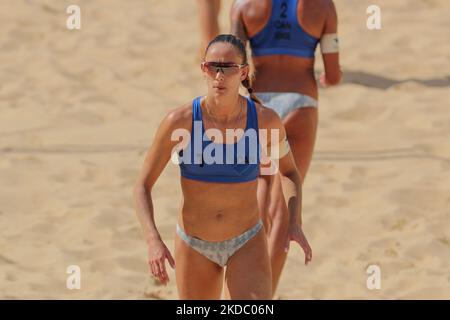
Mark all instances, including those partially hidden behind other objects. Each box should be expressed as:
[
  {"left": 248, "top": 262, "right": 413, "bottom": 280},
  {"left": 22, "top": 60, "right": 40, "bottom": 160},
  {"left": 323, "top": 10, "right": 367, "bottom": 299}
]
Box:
[
  {"left": 117, "top": 256, "right": 146, "bottom": 273},
  {"left": 63, "top": 109, "right": 105, "bottom": 126},
  {"left": 143, "top": 289, "right": 165, "bottom": 299},
  {"left": 92, "top": 208, "right": 122, "bottom": 229},
  {"left": 49, "top": 172, "right": 69, "bottom": 184},
  {"left": 437, "top": 237, "right": 450, "bottom": 246},
  {"left": 90, "top": 258, "right": 116, "bottom": 272},
  {"left": 356, "top": 252, "right": 370, "bottom": 262},
  {"left": 314, "top": 195, "right": 349, "bottom": 208},
  {"left": 384, "top": 248, "right": 399, "bottom": 258},
  {"left": 112, "top": 224, "right": 141, "bottom": 239},
  {"left": 384, "top": 217, "right": 409, "bottom": 231},
  {"left": 30, "top": 221, "right": 56, "bottom": 234},
  {"left": 341, "top": 165, "right": 369, "bottom": 191},
  {"left": 333, "top": 104, "right": 383, "bottom": 122},
  {"left": 118, "top": 168, "right": 139, "bottom": 187},
  {"left": 388, "top": 188, "right": 447, "bottom": 209},
  {"left": 40, "top": 3, "right": 59, "bottom": 14},
  {"left": 5, "top": 272, "right": 17, "bottom": 282},
  {"left": 81, "top": 166, "right": 111, "bottom": 183},
  {"left": 349, "top": 165, "right": 367, "bottom": 179},
  {"left": 0, "top": 254, "right": 15, "bottom": 265}
]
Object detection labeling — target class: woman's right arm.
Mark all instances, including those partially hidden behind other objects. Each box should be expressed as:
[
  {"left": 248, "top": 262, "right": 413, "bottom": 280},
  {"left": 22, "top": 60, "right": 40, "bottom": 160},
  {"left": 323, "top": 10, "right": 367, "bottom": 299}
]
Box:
[{"left": 133, "top": 107, "right": 187, "bottom": 284}]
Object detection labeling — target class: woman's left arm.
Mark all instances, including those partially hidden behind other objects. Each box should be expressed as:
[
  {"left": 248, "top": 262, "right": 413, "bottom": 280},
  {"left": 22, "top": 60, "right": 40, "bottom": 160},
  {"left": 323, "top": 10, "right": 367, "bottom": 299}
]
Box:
[
  {"left": 230, "top": 0, "right": 249, "bottom": 45},
  {"left": 264, "top": 111, "right": 313, "bottom": 265},
  {"left": 319, "top": 0, "right": 342, "bottom": 87}
]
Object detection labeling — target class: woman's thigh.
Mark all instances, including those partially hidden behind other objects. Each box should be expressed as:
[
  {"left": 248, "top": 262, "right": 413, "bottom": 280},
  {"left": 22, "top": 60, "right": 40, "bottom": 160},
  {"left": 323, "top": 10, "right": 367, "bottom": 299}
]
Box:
[
  {"left": 174, "top": 234, "right": 224, "bottom": 300},
  {"left": 283, "top": 106, "right": 318, "bottom": 181},
  {"left": 223, "top": 228, "right": 272, "bottom": 299}
]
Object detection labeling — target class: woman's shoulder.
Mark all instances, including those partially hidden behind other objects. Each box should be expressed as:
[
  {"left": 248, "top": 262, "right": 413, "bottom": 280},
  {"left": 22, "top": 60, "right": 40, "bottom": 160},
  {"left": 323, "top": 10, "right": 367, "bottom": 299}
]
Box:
[
  {"left": 312, "top": 0, "right": 337, "bottom": 21},
  {"left": 253, "top": 100, "right": 283, "bottom": 131},
  {"left": 160, "top": 101, "right": 193, "bottom": 131}
]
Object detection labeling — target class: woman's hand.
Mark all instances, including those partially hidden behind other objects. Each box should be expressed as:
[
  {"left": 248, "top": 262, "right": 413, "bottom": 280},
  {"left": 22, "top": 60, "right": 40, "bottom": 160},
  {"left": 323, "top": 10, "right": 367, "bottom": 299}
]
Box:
[
  {"left": 285, "top": 222, "right": 313, "bottom": 265},
  {"left": 319, "top": 69, "right": 342, "bottom": 87},
  {"left": 319, "top": 72, "right": 330, "bottom": 88},
  {"left": 148, "top": 238, "right": 175, "bottom": 285}
]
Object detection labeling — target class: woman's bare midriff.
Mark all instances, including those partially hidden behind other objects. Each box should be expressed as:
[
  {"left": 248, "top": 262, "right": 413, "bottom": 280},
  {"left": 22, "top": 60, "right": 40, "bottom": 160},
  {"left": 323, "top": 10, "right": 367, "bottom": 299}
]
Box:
[
  {"left": 252, "top": 55, "right": 318, "bottom": 99},
  {"left": 178, "top": 177, "right": 260, "bottom": 241}
]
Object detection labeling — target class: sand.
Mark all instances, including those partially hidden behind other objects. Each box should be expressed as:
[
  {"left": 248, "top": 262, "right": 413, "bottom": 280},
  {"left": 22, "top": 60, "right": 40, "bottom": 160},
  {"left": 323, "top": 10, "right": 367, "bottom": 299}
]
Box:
[{"left": 0, "top": 0, "right": 449, "bottom": 299}]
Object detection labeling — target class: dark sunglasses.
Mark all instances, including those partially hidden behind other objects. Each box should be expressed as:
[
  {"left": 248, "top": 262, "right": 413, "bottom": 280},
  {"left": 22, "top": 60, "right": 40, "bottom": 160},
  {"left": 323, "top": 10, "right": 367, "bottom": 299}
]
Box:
[{"left": 201, "top": 61, "right": 247, "bottom": 77}]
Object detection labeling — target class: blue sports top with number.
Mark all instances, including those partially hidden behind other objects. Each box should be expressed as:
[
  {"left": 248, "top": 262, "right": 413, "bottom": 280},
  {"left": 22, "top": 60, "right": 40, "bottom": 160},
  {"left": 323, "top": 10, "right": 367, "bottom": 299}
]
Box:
[
  {"left": 249, "top": 0, "right": 319, "bottom": 58},
  {"left": 178, "top": 96, "right": 261, "bottom": 183}
]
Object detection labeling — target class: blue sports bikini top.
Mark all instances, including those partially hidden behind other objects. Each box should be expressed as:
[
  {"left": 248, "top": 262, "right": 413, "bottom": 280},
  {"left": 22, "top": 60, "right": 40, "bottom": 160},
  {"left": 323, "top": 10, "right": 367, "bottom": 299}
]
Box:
[
  {"left": 249, "top": 0, "right": 319, "bottom": 58},
  {"left": 178, "top": 96, "right": 261, "bottom": 183}
]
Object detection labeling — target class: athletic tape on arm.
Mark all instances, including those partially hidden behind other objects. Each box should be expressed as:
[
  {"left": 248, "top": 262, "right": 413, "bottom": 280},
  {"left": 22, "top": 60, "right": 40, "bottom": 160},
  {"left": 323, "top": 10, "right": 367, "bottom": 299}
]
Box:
[
  {"left": 266, "top": 136, "right": 290, "bottom": 160},
  {"left": 320, "top": 33, "right": 339, "bottom": 54}
]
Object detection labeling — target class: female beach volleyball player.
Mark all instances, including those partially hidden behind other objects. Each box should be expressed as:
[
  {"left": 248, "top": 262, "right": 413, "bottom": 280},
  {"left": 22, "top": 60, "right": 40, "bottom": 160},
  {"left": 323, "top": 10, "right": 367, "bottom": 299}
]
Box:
[
  {"left": 133, "top": 34, "right": 311, "bottom": 299},
  {"left": 230, "top": 0, "right": 341, "bottom": 296}
]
